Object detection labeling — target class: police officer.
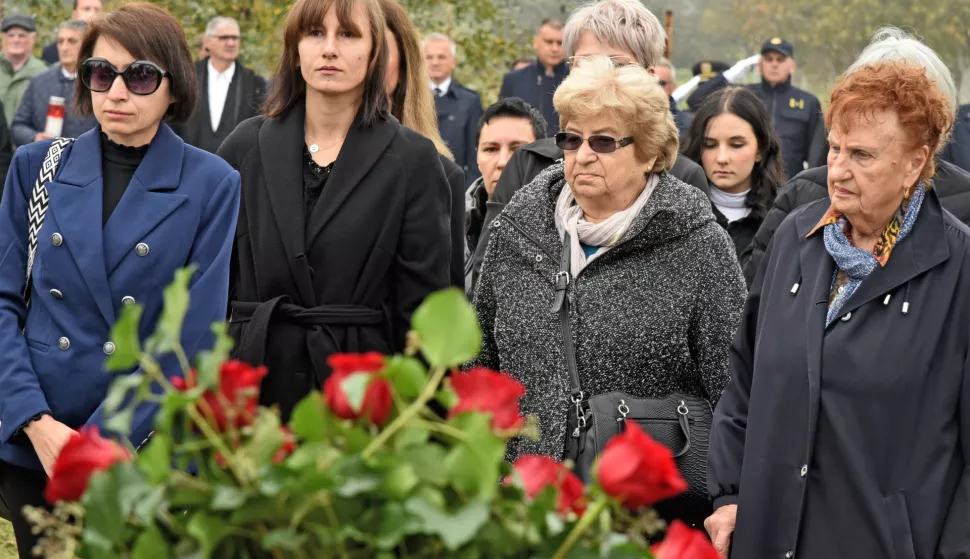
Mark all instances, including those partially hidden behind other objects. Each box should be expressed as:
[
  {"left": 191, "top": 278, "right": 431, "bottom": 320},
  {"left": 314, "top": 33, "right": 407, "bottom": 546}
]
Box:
[
  {"left": 686, "top": 39, "right": 827, "bottom": 179},
  {"left": 424, "top": 32, "right": 484, "bottom": 186}
]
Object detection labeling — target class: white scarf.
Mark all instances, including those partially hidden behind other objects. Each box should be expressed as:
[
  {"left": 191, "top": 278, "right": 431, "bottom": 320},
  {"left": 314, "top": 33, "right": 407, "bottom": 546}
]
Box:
[
  {"left": 708, "top": 187, "right": 751, "bottom": 223},
  {"left": 554, "top": 173, "right": 659, "bottom": 277}
]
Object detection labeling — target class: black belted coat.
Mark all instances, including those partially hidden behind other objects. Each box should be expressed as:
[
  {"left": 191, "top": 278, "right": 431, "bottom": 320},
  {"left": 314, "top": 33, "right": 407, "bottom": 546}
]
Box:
[{"left": 217, "top": 104, "right": 452, "bottom": 419}]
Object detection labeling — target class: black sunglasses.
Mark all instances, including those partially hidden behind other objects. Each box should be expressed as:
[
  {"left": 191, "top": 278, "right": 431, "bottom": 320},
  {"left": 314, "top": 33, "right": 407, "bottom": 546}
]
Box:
[
  {"left": 555, "top": 132, "right": 635, "bottom": 154},
  {"left": 81, "top": 58, "right": 169, "bottom": 96}
]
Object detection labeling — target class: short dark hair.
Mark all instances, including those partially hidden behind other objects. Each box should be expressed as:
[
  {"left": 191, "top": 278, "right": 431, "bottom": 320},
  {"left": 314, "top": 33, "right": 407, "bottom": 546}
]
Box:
[
  {"left": 510, "top": 55, "right": 536, "bottom": 71},
  {"left": 476, "top": 97, "right": 548, "bottom": 146},
  {"left": 263, "top": 0, "right": 389, "bottom": 125},
  {"left": 74, "top": 3, "right": 197, "bottom": 123},
  {"left": 538, "top": 18, "right": 564, "bottom": 32},
  {"left": 681, "top": 87, "right": 786, "bottom": 217}
]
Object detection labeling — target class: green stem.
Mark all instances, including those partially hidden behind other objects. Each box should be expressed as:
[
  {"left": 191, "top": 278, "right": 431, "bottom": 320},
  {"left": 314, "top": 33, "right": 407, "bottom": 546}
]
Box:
[
  {"left": 171, "top": 470, "right": 213, "bottom": 493},
  {"left": 551, "top": 497, "right": 609, "bottom": 559},
  {"left": 361, "top": 365, "right": 448, "bottom": 458},
  {"left": 185, "top": 405, "right": 249, "bottom": 485},
  {"left": 174, "top": 345, "right": 192, "bottom": 380},
  {"left": 411, "top": 419, "right": 468, "bottom": 441}
]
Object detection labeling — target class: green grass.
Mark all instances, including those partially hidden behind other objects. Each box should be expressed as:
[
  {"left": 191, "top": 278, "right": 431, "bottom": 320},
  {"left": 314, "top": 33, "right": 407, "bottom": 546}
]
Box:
[{"left": 0, "top": 520, "right": 17, "bottom": 558}]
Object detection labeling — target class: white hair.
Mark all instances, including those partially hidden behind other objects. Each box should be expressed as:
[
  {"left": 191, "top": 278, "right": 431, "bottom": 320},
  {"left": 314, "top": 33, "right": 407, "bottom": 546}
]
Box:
[
  {"left": 205, "top": 16, "right": 239, "bottom": 37},
  {"left": 422, "top": 33, "right": 456, "bottom": 56},
  {"left": 849, "top": 27, "right": 957, "bottom": 112},
  {"left": 562, "top": 0, "right": 666, "bottom": 69},
  {"left": 656, "top": 57, "right": 675, "bottom": 75}
]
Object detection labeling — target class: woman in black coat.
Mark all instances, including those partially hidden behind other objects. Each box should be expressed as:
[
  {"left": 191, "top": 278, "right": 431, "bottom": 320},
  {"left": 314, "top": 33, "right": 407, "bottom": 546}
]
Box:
[
  {"left": 706, "top": 63, "right": 970, "bottom": 558},
  {"left": 218, "top": 0, "right": 451, "bottom": 419},
  {"left": 681, "top": 87, "right": 785, "bottom": 259}
]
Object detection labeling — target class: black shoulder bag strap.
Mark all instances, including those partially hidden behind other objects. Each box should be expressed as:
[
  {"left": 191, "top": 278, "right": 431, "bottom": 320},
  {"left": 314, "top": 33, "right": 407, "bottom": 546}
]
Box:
[{"left": 551, "top": 233, "right": 586, "bottom": 440}]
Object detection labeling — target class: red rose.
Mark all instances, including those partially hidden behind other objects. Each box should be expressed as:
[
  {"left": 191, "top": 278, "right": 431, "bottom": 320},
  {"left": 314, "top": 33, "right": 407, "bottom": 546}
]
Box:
[
  {"left": 323, "top": 353, "right": 393, "bottom": 425},
  {"left": 509, "top": 455, "right": 586, "bottom": 516},
  {"left": 652, "top": 520, "right": 720, "bottom": 559},
  {"left": 448, "top": 368, "right": 525, "bottom": 431},
  {"left": 44, "top": 426, "right": 132, "bottom": 503},
  {"left": 172, "top": 360, "right": 268, "bottom": 432},
  {"left": 273, "top": 426, "right": 297, "bottom": 464},
  {"left": 596, "top": 421, "right": 688, "bottom": 509}
]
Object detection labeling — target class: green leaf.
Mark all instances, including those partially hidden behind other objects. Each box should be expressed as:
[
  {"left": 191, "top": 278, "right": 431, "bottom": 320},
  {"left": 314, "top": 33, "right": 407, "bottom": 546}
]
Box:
[
  {"left": 146, "top": 265, "right": 197, "bottom": 355},
  {"left": 288, "top": 393, "right": 327, "bottom": 442},
  {"left": 401, "top": 445, "right": 448, "bottom": 486},
  {"left": 394, "top": 427, "right": 430, "bottom": 450},
  {"left": 374, "top": 502, "right": 421, "bottom": 550},
  {"left": 82, "top": 469, "right": 125, "bottom": 547},
  {"left": 155, "top": 391, "right": 195, "bottom": 434},
  {"left": 187, "top": 512, "right": 232, "bottom": 558},
  {"left": 412, "top": 288, "right": 482, "bottom": 367},
  {"left": 262, "top": 529, "right": 308, "bottom": 551},
  {"left": 132, "top": 486, "right": 166, "bottom": 526},
  {"left": 384, "top": 355, "right": 426, "bottom": 399},
  {"left": 445, "top": 414, "right": 506, "bottom": 500},
  {"left": 379, "top": 462, "right": 419, "bottom": 499},
  {"left": 137, "top": 433, "right": 172, "bottom": 484},
  {"left": 195, "top": 322, "right": 234, "bottom": 389},
  {"left": 104, "top": 373, "right": 144, "bottom": 415},
  {"left": 104, "top": 407, "right": 134, "bottom": 437},
  {"left": 131, "top": 524, "right": 169, "bottom": 559},
  {"left": 341, "top": 372, "right": 371, "bottom": 413},
  {"left": 211, "top": 485, "right": 249, "bottom": 511},
  {"left": 404, "top": 497, "right": 491, "bottom": 550},
  {"left": 106, "top": 304, "right": 143, "bottom": 371},
  {"left": 242, "top": 409, "right": 283, "bottom": 465}
]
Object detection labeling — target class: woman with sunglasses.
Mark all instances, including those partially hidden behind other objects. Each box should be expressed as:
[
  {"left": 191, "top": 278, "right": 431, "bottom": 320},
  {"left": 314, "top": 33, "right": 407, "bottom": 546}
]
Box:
[
  {"left": 217, "top": 0, "right": 450, "bottom": 421},
  {"left": 0, "top": 4, "right": 239, "bottom": 554},
  {"left": 469, "top": 57, "right": 745, "bottom": 527}
]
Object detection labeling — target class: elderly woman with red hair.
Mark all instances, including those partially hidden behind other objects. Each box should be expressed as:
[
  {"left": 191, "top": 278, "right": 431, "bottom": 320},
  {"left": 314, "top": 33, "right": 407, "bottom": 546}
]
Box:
[{"left": 707, "top": 62, "right": 970, "bottom": 558}]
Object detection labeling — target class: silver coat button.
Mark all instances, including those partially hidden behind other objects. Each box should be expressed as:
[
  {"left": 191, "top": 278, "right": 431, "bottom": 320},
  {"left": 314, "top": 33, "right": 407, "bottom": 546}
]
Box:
[
  {"left": 135, "top": 243, "right": 150, "bottom": 257},
  {"left": 51, "top": 232, "right": 63, "bottom": 246},
  {"left": 841, "top": 312, "right": 852, "bottom": 322},
  {"left": 103, "top": 342, "right": 116, "bottom": 355},
  {"left": 58, "top": 337, "right": 70, "bottom": 350},
  {"left": 49, "top": 289, "right": 63, "bottom": 300},
  {"left": 785, "top": 552, "right": 794, "bottom": 558},
  {"left": 121, "top": 296, "right": 136, "bottom": 306},
  {"left": 800, "top": 465, "right": 808, "bottom": 477}
]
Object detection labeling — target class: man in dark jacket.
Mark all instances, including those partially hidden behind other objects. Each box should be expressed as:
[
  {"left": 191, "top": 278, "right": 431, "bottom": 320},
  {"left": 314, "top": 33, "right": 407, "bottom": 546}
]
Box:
[
  {"left": 41, "top": 0, "right": 102, "bottom": 65},
  {"left": 12, "top": 20, "right": 95, "bottom": 146},
  {"left": 498, "top": 19, "right": 567, "bottom": 138},
  {"left": 176, "top": 16, "right": 267, "bottom": 154},
  {"left": 424, "top": 33, "right": 484, "bottom": 186},
  {"left": 942, "top": 104, "right": 970, "bottom": 173}
]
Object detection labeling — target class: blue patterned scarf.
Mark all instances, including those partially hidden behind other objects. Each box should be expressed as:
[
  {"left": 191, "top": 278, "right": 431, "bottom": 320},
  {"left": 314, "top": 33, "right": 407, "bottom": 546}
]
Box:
[{"left": 823, "top": 184, "right": 926, "bottom": 326}]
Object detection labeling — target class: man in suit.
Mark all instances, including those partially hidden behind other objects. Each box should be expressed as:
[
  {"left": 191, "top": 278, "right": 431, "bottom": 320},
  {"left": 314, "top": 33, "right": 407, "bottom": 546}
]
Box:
[
  {"left": 423, "top": 33, "right": 483, "bottom": 186},
  {"left": 41, "top": 0, "right": 102, "bottom": 65},
  {"left": 498, "top": 19, "right": 567, "bottom": 138},
  {"left": 177, "top": 16, "right": 267, "bottom": 154}
]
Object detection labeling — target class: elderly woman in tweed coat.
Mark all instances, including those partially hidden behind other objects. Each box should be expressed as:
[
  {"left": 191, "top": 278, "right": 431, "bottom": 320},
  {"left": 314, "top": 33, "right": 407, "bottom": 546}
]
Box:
[{"left": 470, "top": 56, "right": 746, "bottom": 506}]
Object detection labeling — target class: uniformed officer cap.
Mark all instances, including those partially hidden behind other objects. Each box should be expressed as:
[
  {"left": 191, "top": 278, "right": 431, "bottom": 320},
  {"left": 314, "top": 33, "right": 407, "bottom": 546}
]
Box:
[
  {"left": 691, "top": 60, "right": 730, "bottom": 82},
  {"left": 761, "top": 37, "right": 794, "bottom": 58}
]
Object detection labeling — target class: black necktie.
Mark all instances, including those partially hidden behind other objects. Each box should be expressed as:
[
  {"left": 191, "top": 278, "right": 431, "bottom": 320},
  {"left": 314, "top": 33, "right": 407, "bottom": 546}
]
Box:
[{"left": 434, "top": 87, "right": 442, "bottom": 98}]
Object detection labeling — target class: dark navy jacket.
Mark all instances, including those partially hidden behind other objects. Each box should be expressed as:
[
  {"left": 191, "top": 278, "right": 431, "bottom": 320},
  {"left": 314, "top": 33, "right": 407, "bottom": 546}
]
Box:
[
  {"left": 498, "top": 60, "right": 567, "bottom": 138},
  {"left": 11, "top": 64, "right": 97, "bottom": 146},
  {"left": 0, "top": 124, "right": 240, "bottom": 471},
  {"left": 943, "top": 104, "right": 970, "bottom": 174},
  {"left": 435, "top": 80, "right": 483, "bottom": 186}
]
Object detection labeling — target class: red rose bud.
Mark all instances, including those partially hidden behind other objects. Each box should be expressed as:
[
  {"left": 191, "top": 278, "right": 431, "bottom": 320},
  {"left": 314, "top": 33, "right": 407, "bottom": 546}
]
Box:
[
  {"left": 510, "top": 455, "right": 586, "bottom": 516},
  {"left": 172, "top": 361, "right": 268, "bottom": 432},
  {"left": 597, "top": 421, "right": 688, "bottom": 509},
  {"left": 323, "top": 353, "right": 392, "bottom": 425},
  {"left": 449, "top": 368, "right": 525, "bottom": 431},
  {"left": 44, "top": 426, "right": 132, "bottom": 503},
  {"left": 273, "top": 426, "right": 297, "bottom": 464},
  {"left": 652, "top": 520, "right": 720, "bottom": 559}
]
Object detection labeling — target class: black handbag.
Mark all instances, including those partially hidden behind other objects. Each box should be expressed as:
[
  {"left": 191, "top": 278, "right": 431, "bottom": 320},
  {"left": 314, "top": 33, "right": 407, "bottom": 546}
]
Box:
[{"left": 556, "top": 233, "right": 713, "bottom": 527}]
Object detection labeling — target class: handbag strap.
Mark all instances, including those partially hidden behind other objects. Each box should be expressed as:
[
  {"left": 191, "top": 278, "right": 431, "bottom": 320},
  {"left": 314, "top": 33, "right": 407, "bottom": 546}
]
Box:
[
  {"left": 24, "top": 137, "right": 74, "bottom": 307},
  {"left": 552, "top": 233, "right": 584, "bottom": 404}
]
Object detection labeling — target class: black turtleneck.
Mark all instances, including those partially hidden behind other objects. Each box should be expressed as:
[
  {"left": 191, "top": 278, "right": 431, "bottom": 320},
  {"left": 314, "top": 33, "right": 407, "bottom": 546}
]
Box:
[{"left": 101, "top": 133, "right": 149, "bottom": 225}]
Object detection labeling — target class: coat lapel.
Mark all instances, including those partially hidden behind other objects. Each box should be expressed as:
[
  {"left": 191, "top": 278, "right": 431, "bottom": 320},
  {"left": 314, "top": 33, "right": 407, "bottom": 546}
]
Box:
[
  {"left": 305, "top": 115, "right": 398, "bottom": 249},
  {"left": 45, "top": 131, "right": 114, "bottom": 326},
  {"left": 257, "top": 104, "right": 315, "bottom": 304},
  {"left": 218, "top": 61, "right": 242, "bottom": 133},
  {"left": 103, "top": 123, "right": 188, "bottom": 274}
]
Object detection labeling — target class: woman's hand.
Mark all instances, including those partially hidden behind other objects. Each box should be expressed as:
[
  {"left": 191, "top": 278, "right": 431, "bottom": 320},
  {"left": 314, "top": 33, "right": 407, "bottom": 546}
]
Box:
[
  {"left": 704, "top": 504, "right": 738, "bottom": 558},
  {"left": 24, "top": 415, "right": 76, "bottom": 477}
]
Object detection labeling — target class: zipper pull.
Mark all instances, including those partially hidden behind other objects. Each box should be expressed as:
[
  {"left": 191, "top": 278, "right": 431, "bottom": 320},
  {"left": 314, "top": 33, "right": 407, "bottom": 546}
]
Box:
[{"left": 550, "top": 271, "right": 570, "bottom": 313}]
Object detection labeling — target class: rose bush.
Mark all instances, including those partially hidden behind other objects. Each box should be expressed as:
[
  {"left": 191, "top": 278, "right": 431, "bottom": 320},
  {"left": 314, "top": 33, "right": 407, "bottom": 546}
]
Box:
[{"left": 25, "top": 270, "right": 718, "bottom": 559}]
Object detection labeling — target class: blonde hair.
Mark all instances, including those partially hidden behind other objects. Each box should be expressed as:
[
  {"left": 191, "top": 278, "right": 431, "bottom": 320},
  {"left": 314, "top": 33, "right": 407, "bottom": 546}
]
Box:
[
  {"left": 380, "top": 0, "right": 453, "bottom": 159},
  {"left": 554, "top": 56, "right": 677, "bottom": 171}
]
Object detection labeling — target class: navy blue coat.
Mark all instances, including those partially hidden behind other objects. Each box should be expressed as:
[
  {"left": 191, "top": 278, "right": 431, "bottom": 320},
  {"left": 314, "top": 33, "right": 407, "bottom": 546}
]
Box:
[
  {"left": 710, "top": 190, "right": 970, "bottom": 558},
  {"left": 943, "top": 104, "right": 970, "bottom": 174},
  {"left": 435, "top": 81, "right": 482, "bottom": 186},
  {"left": 11, "top": 64, "right": 97, "bottom": 146},
  {"left": 0, "top": 124, "right": 240, "bottom": 471},
  {"left": 498, "top": 61, "right": 567, "bottom": 138}
]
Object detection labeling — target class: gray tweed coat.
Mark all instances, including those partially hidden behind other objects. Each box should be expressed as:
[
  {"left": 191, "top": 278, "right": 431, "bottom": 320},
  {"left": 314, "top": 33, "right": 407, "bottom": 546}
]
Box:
[{"left": 470, "top": 162, "right": 746, "bottom": 462}]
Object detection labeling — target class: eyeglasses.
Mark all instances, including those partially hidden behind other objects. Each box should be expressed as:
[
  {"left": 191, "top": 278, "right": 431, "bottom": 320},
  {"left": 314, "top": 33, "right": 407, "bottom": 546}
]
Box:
[
  {"left": 657, "top": 79, "right": 668, "bottom": 87},
  {"left": 555, "top": 132, "right": 634, "bottom": 153},
  {"left": 566, "top": 54, "right": 636, "bottom": 68},
  {"left": 215, "top": 35, "right": 240, "bottom": 42},
  {"left": 81, "top": 58, "right": 169, "bottom": 95}
]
